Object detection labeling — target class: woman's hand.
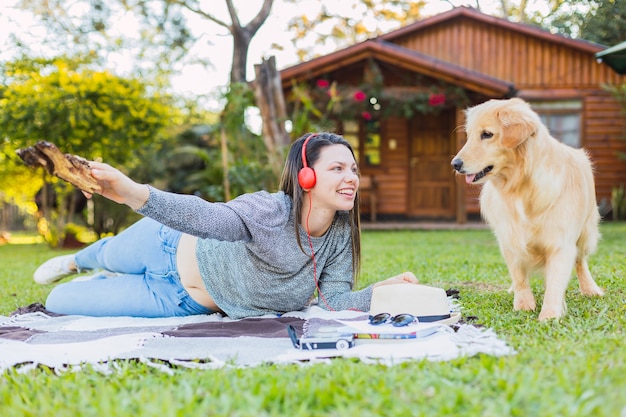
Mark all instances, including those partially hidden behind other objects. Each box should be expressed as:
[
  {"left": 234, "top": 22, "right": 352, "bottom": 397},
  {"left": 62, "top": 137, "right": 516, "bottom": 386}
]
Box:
[
  {"left": 84, "top": 161, "right": 150, "bottom": 210},
  {"left": 372, "top": 271, "right": 419, "bottom": 288}
]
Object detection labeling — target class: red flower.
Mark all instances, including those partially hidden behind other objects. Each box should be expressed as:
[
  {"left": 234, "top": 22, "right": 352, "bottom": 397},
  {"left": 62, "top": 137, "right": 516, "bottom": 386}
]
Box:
[
  {"left": 428, "top": 93, "right": 446, "bottom": 106},
  {"left": 362, "top": 111, "right": 372, "bottom": 120},
  {"left": 353, "top": 90, "right": 367, "bottom": 102},
  {"left": 317, "top": 79, "right": 330, "bottom": 89}
]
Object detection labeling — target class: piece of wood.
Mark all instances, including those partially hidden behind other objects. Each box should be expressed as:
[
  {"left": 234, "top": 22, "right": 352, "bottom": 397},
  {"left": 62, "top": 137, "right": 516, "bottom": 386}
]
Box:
[
  {"left": 16, "top": 141, "right": 101, "bottom": 194},
  {"left": 254, "top": 56, "right": 290, "bottom": 178}
]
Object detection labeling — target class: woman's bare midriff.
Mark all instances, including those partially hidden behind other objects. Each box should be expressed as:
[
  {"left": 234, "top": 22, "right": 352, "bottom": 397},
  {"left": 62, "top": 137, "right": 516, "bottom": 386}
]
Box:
[{"left": 176, "top": 233, "right": 223, "bottom": 313}]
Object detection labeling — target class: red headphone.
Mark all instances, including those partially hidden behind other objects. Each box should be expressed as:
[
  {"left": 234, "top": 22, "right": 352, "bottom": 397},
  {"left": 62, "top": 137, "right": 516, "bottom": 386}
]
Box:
[{"left": 298, "top": 134, "right": 317, "bottom": 189}]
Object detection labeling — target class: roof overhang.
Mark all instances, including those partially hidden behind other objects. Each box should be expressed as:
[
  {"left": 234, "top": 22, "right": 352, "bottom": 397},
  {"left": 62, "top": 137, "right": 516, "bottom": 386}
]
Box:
[
  {"left": 595, "top": 41, "right": 626, "bottom": 75},
  {"left": 280, "top": 40, "right": 515, "bottom": 97}
]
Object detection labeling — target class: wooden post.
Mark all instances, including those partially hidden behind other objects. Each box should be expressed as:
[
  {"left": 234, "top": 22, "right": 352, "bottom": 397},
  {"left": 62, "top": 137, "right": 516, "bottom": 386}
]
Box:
[{"left": 254, "top": 56, "right": 291, "bottom": 178}]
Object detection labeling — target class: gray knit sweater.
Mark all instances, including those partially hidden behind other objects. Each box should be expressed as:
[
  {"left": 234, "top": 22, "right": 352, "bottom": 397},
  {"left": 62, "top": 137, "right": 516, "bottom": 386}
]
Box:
[{"left": 137, "top": 186, "right": 373, "bottom": 318}]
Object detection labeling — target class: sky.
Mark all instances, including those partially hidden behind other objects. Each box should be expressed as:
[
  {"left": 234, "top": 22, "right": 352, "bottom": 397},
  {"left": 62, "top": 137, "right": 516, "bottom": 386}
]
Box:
[
  {"left": 165, "top": 0, "right": 508, "bottom": 97},
  {"left": 0, "top": 0, "right": 549, "bottom": 108}
]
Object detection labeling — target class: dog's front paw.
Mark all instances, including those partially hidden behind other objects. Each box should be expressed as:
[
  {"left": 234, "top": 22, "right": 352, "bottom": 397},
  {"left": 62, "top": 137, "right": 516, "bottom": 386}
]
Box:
[
  {"left": 538, "top": 298, "right": 567, "bottom": 321},
  {"left": 538, "top": 308, "right": 564, "bottom": 321},
  {"left": 513, "top": 291, "right": 536, "bottom": 311}
]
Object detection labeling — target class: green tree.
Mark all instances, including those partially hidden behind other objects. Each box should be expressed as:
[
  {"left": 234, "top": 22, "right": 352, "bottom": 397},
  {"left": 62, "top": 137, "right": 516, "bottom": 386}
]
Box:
[
  {"left": 483, "top": 0, "right": 626, "bottom": 45},
  {"left": 13, "top": 0, "right": 274, "bottom": 85},
  {"left": 0, "top": 55, "right": 178, "bottom": 245},
  {"left": 220, "top": 83, "right": 278, "bottom": 196},
  {"left": 284, "top": 0, "right": 427, "bottom": 61},
  {"left": 12, "top": 0, "right": 284, "bottom": 190},
  {"left": 171, "top": 0, "right": 274, "bottom": 84},
  {"left": 576, "top": 0, "right": 626, "bottom": 45}
]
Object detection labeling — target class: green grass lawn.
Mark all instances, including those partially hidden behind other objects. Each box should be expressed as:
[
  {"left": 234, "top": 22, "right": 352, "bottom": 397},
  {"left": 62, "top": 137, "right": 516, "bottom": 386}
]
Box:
[{"left": 1, "top": 223, "right": 625, "bottom": 417}]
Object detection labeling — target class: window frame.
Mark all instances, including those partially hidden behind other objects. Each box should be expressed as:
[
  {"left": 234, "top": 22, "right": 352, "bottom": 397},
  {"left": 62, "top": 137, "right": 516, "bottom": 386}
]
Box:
[{"left": 530, "top": 100, "right": 583, "bottom": 148}]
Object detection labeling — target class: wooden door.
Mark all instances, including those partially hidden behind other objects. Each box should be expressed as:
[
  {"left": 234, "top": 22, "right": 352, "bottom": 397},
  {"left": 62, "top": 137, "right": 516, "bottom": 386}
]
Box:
[{"left": 408, "top": 110, "right": 456, "bottom": 218}]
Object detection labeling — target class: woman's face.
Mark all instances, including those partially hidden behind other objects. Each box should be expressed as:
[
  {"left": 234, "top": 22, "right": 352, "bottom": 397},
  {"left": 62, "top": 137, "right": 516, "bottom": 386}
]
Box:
[{"left": 309, "top": 144, "right": 359, "bottom": 212}]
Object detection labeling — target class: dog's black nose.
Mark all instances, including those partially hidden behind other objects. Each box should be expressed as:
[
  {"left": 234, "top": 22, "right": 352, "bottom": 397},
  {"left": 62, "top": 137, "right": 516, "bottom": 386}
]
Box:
[{"left": 451, "top": 158, "right": 463, "bottom": 172}]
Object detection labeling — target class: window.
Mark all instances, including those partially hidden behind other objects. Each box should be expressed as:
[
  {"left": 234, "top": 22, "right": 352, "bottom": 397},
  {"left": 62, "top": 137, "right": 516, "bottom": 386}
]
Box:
[
  {"left": 531, "top": 100, "right": 582, "bottom": 148},
  {"left": 342, "top": 120, "right": 360, "bottom": 162},
  {"left": 364, "top": 120, "right": 381, "bottom": 166},
  {"left": 341, "top": 119, "right": 381, "bottom": 166}
]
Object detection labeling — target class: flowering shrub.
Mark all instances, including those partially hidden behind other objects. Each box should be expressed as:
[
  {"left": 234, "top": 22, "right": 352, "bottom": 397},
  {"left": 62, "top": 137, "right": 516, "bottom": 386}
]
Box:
[
  {"left": 316, "top": 79, "right": 330, "bottom": 89},
  {"left": 353, "top": 90, "right": 367, "bottom": 102},
  {"left": 286, "top": 62, "right": 469, "bottom": 134},
  {"left": 428, "top": 93, "right": 446, "bottom": 106}
]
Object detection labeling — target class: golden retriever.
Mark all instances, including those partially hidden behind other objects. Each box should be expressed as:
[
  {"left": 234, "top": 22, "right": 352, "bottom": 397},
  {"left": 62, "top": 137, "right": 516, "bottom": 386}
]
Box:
[{"left": 451, "top": 98, "right": 604, "bottom": 320}]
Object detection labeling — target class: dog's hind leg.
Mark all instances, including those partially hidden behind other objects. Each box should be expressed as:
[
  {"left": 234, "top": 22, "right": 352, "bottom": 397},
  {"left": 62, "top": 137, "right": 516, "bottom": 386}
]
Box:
[
  {"left": 576, "top": 257, "right": 604, "bottom": 296},
  {"left": 575, "top": 220, "right": 603, "bottom": 297}
]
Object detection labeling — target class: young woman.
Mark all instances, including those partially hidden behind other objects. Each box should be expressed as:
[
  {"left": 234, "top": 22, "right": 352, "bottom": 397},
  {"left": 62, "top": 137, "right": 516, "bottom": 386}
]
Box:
[{"left": 35, "top": 132, "right": 418, "bottom": 318}]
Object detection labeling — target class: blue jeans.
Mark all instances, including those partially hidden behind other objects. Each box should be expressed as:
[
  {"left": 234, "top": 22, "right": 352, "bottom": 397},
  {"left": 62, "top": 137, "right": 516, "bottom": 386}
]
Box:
[{"left": 45, "top": 218, "right": 214, "bottom": 317}]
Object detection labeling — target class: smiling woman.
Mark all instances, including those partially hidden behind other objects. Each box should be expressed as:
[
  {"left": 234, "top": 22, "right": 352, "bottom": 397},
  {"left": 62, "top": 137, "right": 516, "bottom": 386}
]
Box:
[{"left": 30, "top": 131, "right": 420, "bottom": 319}]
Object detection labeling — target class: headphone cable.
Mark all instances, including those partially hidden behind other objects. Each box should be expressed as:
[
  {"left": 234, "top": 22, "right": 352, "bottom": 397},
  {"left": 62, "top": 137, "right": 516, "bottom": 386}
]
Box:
[{"left": 304, "top": 191, "right": 334, "bottom": 311}]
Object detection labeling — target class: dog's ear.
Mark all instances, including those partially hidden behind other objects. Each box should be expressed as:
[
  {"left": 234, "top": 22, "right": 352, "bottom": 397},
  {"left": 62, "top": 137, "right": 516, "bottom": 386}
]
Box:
[
  {"left": 500, "top": 122, "right": 535, "bottom": 148},
  {"left": 497, "top": 102, "right": 537, "bottom": 148}
]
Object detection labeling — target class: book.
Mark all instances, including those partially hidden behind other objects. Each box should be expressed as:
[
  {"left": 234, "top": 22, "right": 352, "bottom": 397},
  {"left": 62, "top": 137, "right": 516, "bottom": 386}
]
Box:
[{"left": 335, "top": 319, "right": 442, "bottom": 340}]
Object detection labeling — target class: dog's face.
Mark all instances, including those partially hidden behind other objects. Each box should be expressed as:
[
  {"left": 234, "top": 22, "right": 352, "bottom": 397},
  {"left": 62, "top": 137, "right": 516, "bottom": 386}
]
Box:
[{"left": 451, "top": 98, "right": 539, "bottom": 184}]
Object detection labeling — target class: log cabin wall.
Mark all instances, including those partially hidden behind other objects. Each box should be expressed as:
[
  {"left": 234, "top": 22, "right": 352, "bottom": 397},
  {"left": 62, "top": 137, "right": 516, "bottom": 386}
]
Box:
[
  {"left": 387, "top": 18, "right": 624, "bottom": 87},
  {"left": 388, "top": 15, "right": 626, "bottom": 216},
  {"left": 583, "top": 95, "right": 626, "bottom": 203}
]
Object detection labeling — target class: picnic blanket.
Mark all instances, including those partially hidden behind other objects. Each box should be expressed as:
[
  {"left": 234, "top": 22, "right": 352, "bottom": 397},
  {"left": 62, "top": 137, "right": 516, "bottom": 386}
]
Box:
[{"left": 0, "top": 304, "right": 515, "bottom": 373}]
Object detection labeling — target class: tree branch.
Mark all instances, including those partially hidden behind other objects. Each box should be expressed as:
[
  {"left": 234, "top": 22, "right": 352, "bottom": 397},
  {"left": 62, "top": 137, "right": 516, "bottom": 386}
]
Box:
[
  {"left": 244, "top": 0, "right": 274, "bottom": 35},
  {"left": 171, "top": 0, "right": 232, "bottom": 30}
]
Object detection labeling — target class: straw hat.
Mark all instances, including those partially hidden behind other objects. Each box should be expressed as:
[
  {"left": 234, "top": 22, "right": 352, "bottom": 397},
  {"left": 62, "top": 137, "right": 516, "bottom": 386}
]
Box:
[{"left": 369, "top": 284, "right": 461, "bottom": 325}]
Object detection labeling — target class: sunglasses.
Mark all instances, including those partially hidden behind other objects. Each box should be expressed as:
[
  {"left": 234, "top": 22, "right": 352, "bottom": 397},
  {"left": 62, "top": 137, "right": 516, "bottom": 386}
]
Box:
[{"left": 368, "top": 312, "right": 418, "bottom": 327}]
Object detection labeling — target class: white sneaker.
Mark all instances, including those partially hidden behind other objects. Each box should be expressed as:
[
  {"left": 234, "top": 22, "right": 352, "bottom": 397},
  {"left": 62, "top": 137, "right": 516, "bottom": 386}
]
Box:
[{"left": 33, "top": 254, "right": 78, "bottom": 285}]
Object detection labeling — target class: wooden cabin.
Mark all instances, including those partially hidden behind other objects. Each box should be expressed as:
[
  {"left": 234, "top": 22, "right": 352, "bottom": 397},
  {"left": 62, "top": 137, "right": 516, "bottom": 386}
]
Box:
[{"left": 279, "top": 6, "right": 626, "bottom": 223}]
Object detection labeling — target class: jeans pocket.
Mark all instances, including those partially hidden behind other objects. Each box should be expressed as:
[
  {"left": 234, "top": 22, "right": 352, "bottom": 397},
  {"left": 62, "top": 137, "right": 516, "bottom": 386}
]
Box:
[
  {"left": 146, "top": 271, "right": 212, "bottom": 316},
  {"left": 178, "top": 292, "right": 214, "bottom": 315},
  {"left": 158, "top": 225, "right": 180, "bottom": 255}
]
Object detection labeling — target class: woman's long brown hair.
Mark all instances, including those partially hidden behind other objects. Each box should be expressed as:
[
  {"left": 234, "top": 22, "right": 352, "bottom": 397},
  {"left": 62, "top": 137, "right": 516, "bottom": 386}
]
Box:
[{"left": 278, "top": 132, "right": 362, "bottom": 288}]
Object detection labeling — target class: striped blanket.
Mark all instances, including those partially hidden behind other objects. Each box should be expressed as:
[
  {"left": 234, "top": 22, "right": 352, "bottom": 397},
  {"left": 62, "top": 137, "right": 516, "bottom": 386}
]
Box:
[{"left": 0, "top": 304, "right": 514, "bottom": 373}]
